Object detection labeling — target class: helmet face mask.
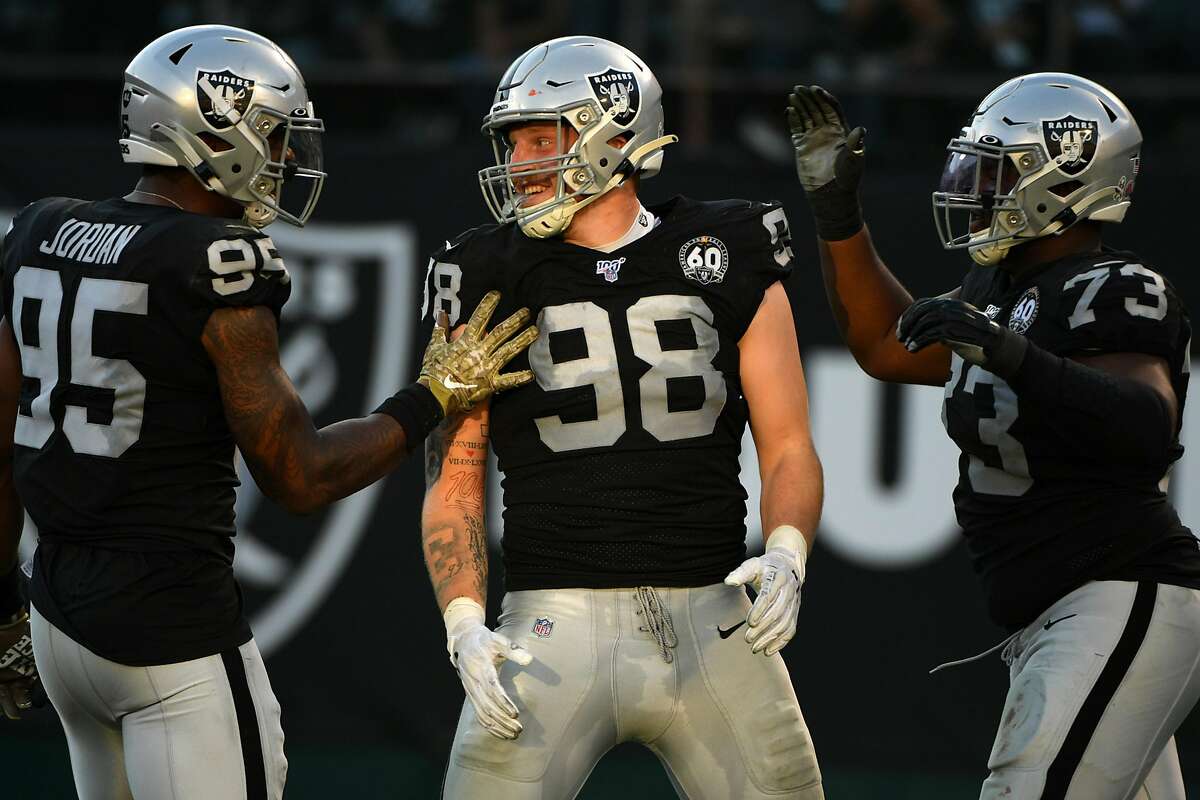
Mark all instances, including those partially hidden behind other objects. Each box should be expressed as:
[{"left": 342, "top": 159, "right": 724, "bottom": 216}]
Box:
[
  {"left": 933, "top": 137, "right": 1047, "bottom": 265},
  {"left": 121, "top": 25, "right": 327, "bottom": 228},
  {"left": 480, "top": 113, "right": 603, "bottom": 238},
  {"left": 477, "top": 36, "right": 677, "bottom": 239},
  {"left": 930, "top": 72, "right": 1142, "bottom": 266},
  {"left": 246, "top": 107, "right": 325, "bottom": 227}
]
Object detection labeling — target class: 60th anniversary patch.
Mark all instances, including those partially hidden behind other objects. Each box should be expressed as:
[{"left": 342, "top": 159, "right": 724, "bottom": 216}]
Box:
[{"left": 679, "top": 235, "right": 729, "bottom": 285}]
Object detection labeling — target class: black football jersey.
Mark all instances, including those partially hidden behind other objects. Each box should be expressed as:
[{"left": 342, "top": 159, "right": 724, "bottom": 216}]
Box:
[
  {"left": 0, "top": 196, "right": 290, "bottom": 664},
  {"left": 945, "top": 248, "right": 1198, "bottom": 628},
  {"left": 421, "top": 196, "right": 794, "bottom": 590}
]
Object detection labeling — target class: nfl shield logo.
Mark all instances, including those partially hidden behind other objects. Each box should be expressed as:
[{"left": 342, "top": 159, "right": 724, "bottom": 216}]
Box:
[{"left": 532, "top": 617, "right": 555, "bottom": 638}]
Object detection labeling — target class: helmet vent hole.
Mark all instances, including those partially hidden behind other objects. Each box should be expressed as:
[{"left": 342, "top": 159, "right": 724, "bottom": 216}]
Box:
[
  {"left": 232, "top": 164, "right": 242, "bottom": 174},
  {"left": 1099, "top": 100, "right": 1118, "bottom": 123},
  {"left": 1037, "top": 203, "right": 1048, "bottom": 213},
  {"left": 1048, "top": 180, "right": 1083, "bottom": 198},
  {"left": 599, "top": 158, "right": 608, "bottom": 167},
  {"left": 197, "top": 132, "right": 234, "bottom": 153},
  {"left": 168, "top": 44, "right": 192, "bottom": 65}
]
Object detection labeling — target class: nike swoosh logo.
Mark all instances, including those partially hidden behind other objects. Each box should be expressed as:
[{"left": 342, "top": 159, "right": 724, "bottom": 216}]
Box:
[
  {"left": 442, "top": 378, "right": 477, "bottom": 390},
  {"left": 717, "top": 621, "right": 745, "bottom": 639},
  {"left": 1043, "top": 613, "right": 1077, "bottom": 631}
]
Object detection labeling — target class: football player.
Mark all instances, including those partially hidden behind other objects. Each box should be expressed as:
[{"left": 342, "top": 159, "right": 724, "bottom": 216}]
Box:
[
  {"left": 790, "top": 74, "right": 1200, "bottom": 798},
  {"left": 420, "top": 36, "right": 825, "bottom": 799},
  {"left": 0, "top": 24, "right": 535, "bottom": 800}
]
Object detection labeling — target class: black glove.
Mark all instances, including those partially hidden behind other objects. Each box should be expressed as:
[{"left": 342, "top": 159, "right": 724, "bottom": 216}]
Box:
[
  {"left": 897, "top": 298, "right": 1028, "bottom": 379},
  {"left": 786, "top": 85, "right": 866, "bottom": 241}
]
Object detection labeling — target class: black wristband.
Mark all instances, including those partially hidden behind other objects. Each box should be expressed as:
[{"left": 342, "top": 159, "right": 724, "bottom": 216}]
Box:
[
  {"left": 0, "top": 564, "right": 25, "bottom": 620},
  {"left": 807, "top": 181, "right": 863, "bottom": 241},
  {"left": 374, "top": 383, "right": 445, "bottom": 446},
  {"left": 985, "top": 327, "right": 1029, "bottom": 381}
]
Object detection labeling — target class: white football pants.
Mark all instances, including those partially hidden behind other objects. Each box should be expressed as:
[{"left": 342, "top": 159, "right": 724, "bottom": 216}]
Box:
[
  {"left": 980, "top": 580, "right": 1200, "bottom": 800},
  {"left": 443, "top": 583, "right": 824, "bottom": 800},
  {"left": 31, "top": 606, "right": 286, "bottom": 800}
]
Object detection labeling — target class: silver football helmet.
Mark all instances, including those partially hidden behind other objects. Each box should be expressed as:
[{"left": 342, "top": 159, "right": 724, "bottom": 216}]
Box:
[
  {"left": 120, "top": 25, "right": 325, "bottom": 227},
  {"left": 932, "top": 72, "right": 1141, "bottom": 266},
  {"left": 478, "top": 36, "right": 678, "bottom": 239}
]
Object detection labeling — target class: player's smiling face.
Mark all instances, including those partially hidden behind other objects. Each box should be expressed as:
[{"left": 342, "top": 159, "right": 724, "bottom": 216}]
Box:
[{"left": 507, "top": 122, "right": 579, "bottom": 208}]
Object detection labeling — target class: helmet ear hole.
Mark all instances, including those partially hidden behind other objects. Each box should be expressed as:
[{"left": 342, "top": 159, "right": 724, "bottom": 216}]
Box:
[
  {"left": 197, "top": 132, "right": 234, "bottom": 153},
  {"left": 1048, "top": 180, "right": 1083, "bottom": 198}
]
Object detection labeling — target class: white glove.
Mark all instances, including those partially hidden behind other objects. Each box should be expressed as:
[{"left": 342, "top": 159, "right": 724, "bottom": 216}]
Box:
[
  {"left": 444, "top": 598, "right": 533, "bottom": 740},
  {"left": 724, "top": 526, "right": 808, "bottom": 656}
]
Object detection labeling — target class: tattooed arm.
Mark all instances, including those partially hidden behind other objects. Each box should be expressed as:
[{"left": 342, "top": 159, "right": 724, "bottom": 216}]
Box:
[
  {"left": 202, "top": 305, "right": 413, "bottom": 515},
  {"left": 422, "top": 399, "right": 490, "bottom": 610}
]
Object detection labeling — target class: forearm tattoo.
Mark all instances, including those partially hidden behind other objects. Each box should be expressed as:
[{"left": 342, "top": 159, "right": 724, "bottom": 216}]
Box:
[
  {"left": 422, "top": 417, "right": 490, "bottom": 606},
  {"left": 203, "top": 306, "right": 408, "bottom": 509},
  {"left": 423, "top": 512, "right": 487, "bottom": 607}
]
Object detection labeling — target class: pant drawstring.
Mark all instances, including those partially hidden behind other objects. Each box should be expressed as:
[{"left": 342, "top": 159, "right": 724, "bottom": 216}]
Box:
[
  {"left": 929, "top": 630, "right": 1021, "bottom": 675},
  {"left": 634, "top": 587, "right": 678, "bottom": 664}
]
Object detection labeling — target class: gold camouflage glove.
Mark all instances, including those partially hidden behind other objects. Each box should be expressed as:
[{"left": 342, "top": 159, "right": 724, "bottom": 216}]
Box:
[
  {"left": 419, "top": 290, "right": 538, "bottom": 416},
  {"left": 0, "top": 610, "right": 39, "bottom": 719}
]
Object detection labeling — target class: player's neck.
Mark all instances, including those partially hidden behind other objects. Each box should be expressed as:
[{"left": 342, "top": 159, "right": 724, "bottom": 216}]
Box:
[
  {"left": 126, "top": 169, "right": 243, "bottom": 220},
  {"left": 1000, "top": 223, "right": 1104, "bottom": 281},
  {"left": 562, "top": 183, "right": 641, "bottom": 250}
]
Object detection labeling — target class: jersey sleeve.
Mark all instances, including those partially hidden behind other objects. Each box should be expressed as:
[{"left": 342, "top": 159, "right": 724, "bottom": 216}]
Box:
[
  {"left": 416, "top": 228, "right": 500, "bottom": 344},
  {"left": 717, "top": 200, "right": 796, "bottom": 335},
  {"left": 1053, "top": 260, "right": 1185, "bottom": 361},
  {"left": 187, "top": 226, "right": 292, "bottom": 319}
]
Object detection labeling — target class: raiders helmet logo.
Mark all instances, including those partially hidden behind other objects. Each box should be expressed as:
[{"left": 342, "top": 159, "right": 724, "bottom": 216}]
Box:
[
  {"left": 197, "top": 69, "right": 256, "bottom": 130},
  {"left": 1043, "top": 116, "right": 1099, "bottom": 176},
  {"left": 587, "top": 68, "right": 640, "bottom": 126}
]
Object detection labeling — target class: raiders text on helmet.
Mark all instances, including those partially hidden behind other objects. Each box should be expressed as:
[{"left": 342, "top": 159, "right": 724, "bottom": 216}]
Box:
[
  {"left": 931, "top": 72, "right": 1141, "bottom": 266},
  {"left": 121, "top": 25, "right": 326, "bottom": 227},
  {"left": 478, "top": 36, "right": 678, "bottom": 239}
]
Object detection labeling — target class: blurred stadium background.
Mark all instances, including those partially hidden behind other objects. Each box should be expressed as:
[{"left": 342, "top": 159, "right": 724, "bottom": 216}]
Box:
[{"left": 2, "top": 1, "right": 1199, "bottom": 797}]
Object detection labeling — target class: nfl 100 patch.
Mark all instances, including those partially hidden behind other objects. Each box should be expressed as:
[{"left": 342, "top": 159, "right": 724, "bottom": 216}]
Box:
[
  {"left": 197, "top": 68, "right": 255, "bottom": 130},
  {"left": 678, "top": 235, "right": 729, "bottom": 285},
  {"left": 532, "top": 617, "right": 555, "bottom": 638},
  {"left": 1009, "top": 286, "right": 1040, "bottom": 334},
  {"left": 596, "top": 256, "right": 626, "bottom": 283},
  {"left": 1043, "top": 115, "right": 1098, "bottom": 176}
]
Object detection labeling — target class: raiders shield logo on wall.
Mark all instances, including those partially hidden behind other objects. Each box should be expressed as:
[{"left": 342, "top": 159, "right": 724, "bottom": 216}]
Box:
[
  {"left": 1043, "top": 115, "right": 1099, "bottom": 176},
  {"left": 197, "top": 69, "right": 256, "bottom": 130},
  {"left": 587, "top": 67, "right": 640, "bottom": 126}
]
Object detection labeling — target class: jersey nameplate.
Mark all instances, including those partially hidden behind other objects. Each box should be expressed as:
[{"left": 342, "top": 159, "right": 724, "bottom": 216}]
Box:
[{"left": 38, "top": 218, "right": 143, "bottom": 266}]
